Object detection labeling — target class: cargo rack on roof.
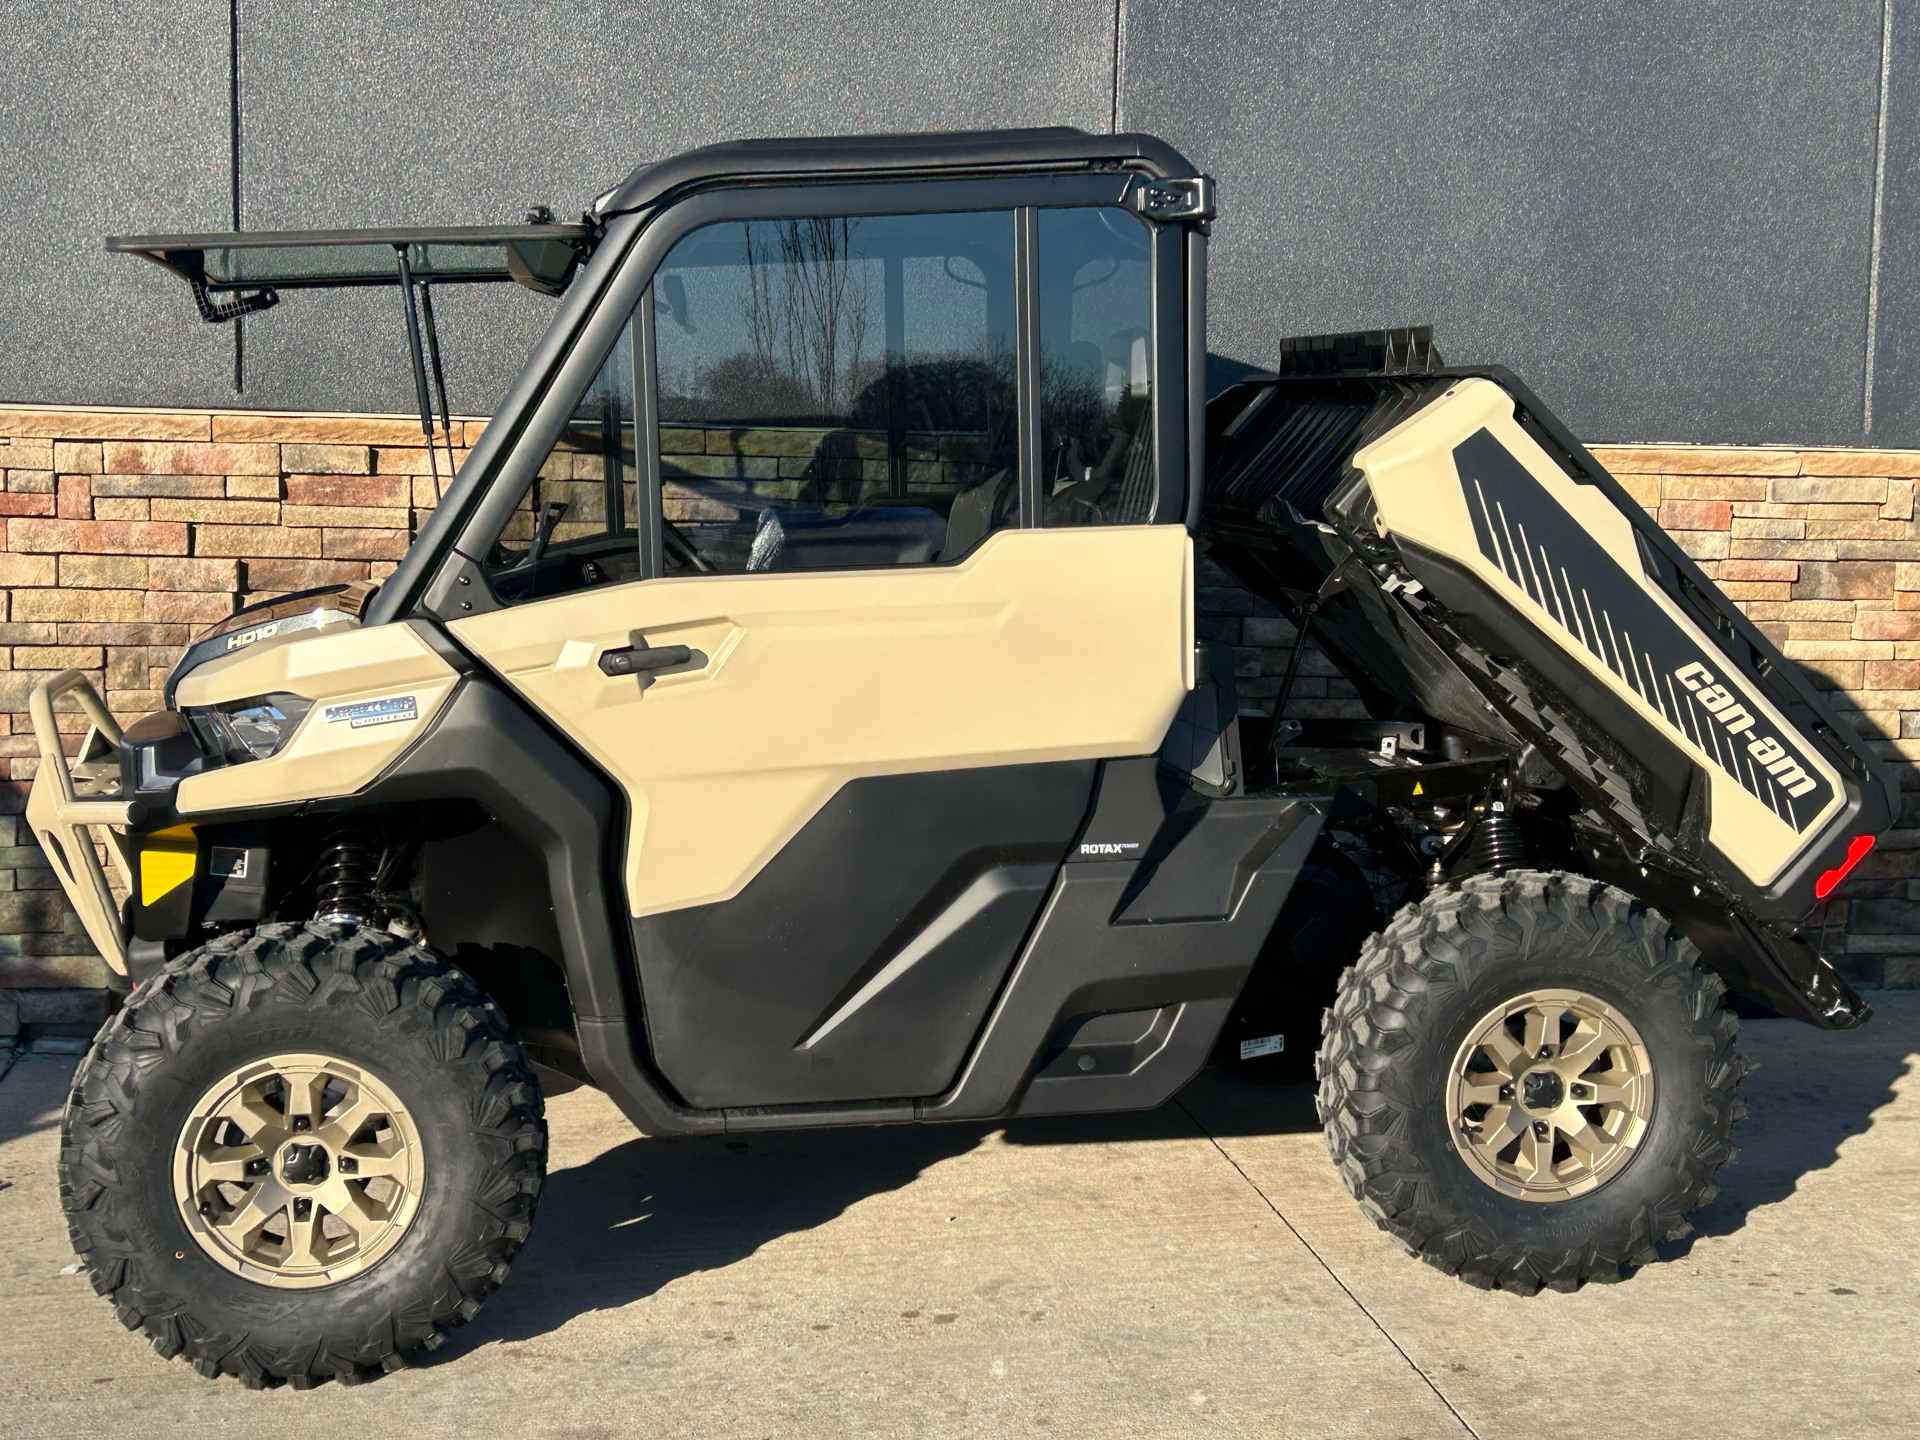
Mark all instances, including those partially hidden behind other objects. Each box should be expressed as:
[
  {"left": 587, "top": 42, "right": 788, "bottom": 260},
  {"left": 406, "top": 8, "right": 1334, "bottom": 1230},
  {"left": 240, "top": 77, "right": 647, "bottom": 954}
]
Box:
[
  {"left": 106, "top": 214, "right": 598, "bottom": 486},
  {"left": 106, "top": 219, "right": 594, "bottom": 317}
]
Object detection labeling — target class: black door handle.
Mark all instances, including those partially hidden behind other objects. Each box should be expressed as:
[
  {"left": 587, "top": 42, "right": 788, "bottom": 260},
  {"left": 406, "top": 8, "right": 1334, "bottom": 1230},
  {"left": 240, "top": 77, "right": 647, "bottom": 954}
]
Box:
[{"left": 599, "top": 642, "right": 694, "bottom": 677}]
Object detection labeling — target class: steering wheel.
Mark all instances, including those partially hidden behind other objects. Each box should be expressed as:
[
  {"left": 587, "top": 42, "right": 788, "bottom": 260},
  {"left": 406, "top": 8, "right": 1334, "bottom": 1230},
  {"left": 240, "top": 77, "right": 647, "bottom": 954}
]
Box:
[{"left": 663, "top": 519, "right": 713, "bottom": 573}]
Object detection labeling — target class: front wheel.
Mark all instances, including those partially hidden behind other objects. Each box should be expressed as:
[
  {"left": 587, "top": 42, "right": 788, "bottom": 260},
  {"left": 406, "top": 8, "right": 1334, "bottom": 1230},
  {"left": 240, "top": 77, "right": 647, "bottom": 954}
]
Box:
[
  {"left": 1316, "top": 870, "right": 1746, "bottom": 1293},
  {"left": 59, "top": 922, "right": 546, "bottom": 1386}
]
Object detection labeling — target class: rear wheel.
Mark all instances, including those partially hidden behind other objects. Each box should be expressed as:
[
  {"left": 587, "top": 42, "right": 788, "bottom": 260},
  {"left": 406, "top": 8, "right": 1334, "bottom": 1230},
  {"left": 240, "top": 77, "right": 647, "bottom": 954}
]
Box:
[
  {"left": 60, "top": 922, "right": 546, "bottom": 1386},
  {"left": 1316, "top": 869, "right": 1745, "bottom": 1293}
]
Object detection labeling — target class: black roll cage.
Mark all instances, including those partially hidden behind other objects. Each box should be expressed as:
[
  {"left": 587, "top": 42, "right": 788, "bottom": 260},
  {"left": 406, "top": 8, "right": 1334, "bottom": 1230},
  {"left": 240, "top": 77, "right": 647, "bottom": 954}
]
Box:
[
  {"left": 370, "top": 134, "right": 1198, "bottom": 625},
  {"left": 101, "top": 126, "right": 1212, "bottom": 625},
  {"left": 426, "top": 171, "right": 1202, "bottom": 620}
]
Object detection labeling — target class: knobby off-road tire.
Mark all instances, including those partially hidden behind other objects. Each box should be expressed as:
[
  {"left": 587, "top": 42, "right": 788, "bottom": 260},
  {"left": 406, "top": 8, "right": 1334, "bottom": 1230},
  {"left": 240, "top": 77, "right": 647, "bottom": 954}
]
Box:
[
  {"left": 59, "top": 922, "right": 547, "bottom": 1387},
  {"left": 1316, "top": 869, "right": 1747, "bottom": 1294}
]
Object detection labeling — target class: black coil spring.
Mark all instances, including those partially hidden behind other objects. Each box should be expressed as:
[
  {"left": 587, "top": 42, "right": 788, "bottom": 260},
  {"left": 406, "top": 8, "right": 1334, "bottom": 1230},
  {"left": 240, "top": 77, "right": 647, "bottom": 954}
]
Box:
[
  {"left": 1469, "top": 811, "right": 1527, "bottom": 875},
  {"left": 314, "top": 825, "right": 378, "bottom": 923}
]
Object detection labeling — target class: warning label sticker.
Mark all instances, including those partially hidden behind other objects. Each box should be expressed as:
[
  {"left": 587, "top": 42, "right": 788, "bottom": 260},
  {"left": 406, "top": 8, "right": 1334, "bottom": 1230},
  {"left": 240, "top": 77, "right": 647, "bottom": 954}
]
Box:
[{"left": 1238, "top": 1034, "right": 1286, "bottom": 1060}]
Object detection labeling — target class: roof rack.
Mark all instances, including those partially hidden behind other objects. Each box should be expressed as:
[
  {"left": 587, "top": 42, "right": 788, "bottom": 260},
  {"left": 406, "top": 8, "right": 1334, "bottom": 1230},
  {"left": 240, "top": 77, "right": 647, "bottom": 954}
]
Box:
[
  {"left": 106, "top": 219, "right": 594, "bottom": 316},
  {"left": 107, "top": 214, "right": 598, "bottom": 491}
]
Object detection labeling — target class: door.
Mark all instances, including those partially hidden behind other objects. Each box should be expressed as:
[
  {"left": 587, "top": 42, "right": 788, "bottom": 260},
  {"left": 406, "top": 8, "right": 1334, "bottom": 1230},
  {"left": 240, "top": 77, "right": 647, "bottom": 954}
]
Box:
[{"left": 451, "top": 193, "right": 1195, "bottom": 1108}]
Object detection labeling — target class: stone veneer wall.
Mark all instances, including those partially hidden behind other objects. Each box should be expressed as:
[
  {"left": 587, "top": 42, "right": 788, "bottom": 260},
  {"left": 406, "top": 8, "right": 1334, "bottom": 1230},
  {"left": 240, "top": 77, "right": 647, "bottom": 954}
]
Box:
[
  {"left": 0, "top": 406, "right": 1914, "bottom": 1040},
  {"left": 0, "top": 406, "right": 474, "bottom": 1040}
]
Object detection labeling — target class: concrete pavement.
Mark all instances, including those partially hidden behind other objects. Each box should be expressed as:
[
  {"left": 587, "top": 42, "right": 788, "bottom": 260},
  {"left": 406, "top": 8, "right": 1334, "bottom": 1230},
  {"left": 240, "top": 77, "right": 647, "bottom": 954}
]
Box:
[{"left": 0, "top": 994, "right": 1912, "bottom": 1438}]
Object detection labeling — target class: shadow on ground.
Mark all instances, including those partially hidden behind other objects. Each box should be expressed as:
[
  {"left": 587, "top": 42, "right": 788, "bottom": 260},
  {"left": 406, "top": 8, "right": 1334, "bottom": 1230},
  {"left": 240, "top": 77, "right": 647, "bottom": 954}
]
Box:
[
  {"left": 434, "top": 1070, "right": 1315, "bottom": 1365},
  {"left": 434, "top": 1118, "right": 993, "bottom": 1361},
  {"left": 438, "top": 997, "right": 1916, "bottom": 1361},
  {"left": 1671, "top": 996, "right": 1917, "bottom": 1251},
  {"left": 0, "top": 1052, "right": 78, "bottom": 1149}
]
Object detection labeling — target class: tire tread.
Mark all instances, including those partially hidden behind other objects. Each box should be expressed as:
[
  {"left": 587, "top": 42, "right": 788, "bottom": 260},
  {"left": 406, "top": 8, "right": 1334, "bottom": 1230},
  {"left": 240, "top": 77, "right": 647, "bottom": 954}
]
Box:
[
  {"left": 1315, "top": 869, "right": 1745, "bottom": 1294},
  {"left": 59, "top": 922, "right": 546, "bottom": 1387}
]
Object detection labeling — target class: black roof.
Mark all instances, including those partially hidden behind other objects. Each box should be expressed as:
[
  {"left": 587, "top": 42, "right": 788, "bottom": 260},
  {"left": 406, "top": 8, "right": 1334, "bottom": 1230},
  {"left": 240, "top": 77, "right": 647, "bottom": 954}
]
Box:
[
  {"left": 591, "top": 127, "right": 1198, "bottom": 218},
  {"left": 103, "top": 129, "right": 1196, "bottom": 320}
]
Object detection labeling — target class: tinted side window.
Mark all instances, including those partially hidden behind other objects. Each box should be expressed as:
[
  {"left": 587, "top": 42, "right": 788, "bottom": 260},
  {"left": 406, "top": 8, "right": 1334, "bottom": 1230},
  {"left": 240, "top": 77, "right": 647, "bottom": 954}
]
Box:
[
  {"left": 653, "top": 211, "right": 1018, "bottom": 574},
  {"left": 483, "top": 329, "right": 638, "bottom": 604},
  {"left": 1035, "top": 207, "right": 1154, "bottom": 526}
]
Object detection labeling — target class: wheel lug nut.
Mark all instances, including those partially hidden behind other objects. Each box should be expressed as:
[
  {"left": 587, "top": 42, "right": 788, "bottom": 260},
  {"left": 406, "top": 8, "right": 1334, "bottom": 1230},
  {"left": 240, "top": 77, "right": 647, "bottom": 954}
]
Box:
[
  {"left": 1498, "top": 1083, "right": 1513, "bottom": 1100},
  {"left": 246, "top": 1158, "right": 268, "bottom": 1175},
  {"left": 293, "top": 1197, "right": 312, "bottom": 1221},
  {"left": 1537, "top": 1046, "right": 1552, "bottom": 1059},
  {"left": 291, "top": 1115, "right": 312, "bottom": 1132},
  {"left": 1571, "top": 1084, "right": 1589, "bottom": 1098},
  {"left": 1533, "top": 1121, "right": 1550, "bottom": 1140},
  {"left": 338, "top": 1156, "right": 357, "bottom": 1174}
]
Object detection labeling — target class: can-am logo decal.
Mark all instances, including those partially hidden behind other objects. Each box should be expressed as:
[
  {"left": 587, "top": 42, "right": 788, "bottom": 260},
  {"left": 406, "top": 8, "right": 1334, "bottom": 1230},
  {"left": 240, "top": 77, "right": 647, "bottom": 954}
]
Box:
[
  {"left": 1452, "top": 428, "right": 1833, "bottom": 832},
  {"left": 1673, "top": 662, "right": 1818, "bottom": 798},
  {"left": 324, "top": 695, "right": 418, "bottom": 729}
]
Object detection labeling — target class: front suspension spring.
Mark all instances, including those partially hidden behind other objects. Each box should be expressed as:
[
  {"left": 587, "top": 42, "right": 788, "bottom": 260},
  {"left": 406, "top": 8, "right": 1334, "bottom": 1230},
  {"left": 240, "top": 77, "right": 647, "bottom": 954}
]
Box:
[
  {"left": 1470, "top": 810, "right": 1527, "bottom": 876},
  {"left": 314, "top": 824, "right": 379, "bottom": 926}
]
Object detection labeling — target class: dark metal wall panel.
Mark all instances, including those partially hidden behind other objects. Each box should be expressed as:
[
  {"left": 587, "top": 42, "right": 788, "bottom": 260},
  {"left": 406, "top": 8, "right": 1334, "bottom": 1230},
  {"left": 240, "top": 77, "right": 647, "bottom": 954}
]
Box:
[
  {"left": 1123, "top": 1, "right": 1895, "bottom": 445},
  {"left": 2, "top": 1, "right": 1908, "bottom": 449},
  {"left": 232, "top": 0, "right": 1118, "bottom": 415},
  {"left": 1866, "top": 4, "right": 1918, "bottom": 445},
  {"left": 0, "top": 2, "right": 233, "bottom": 408}
]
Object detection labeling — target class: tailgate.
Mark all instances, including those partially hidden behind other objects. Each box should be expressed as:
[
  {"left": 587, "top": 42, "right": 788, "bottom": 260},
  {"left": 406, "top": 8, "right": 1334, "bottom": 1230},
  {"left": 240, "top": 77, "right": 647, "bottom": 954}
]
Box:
[{"left": 1352, "top": 375, "right": 1894, "bottom": 913}]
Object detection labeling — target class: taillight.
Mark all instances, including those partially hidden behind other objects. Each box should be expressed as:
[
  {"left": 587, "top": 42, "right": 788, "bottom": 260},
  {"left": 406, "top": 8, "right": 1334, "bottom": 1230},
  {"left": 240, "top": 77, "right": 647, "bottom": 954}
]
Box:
[{"left": 1814, "top": 834, "right": 1875, "bottom": 900}]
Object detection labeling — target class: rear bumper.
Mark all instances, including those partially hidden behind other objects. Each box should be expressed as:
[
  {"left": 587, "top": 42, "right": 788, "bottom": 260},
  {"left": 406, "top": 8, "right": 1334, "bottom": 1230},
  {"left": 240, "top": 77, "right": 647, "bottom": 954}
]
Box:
[{"left": 23, "top": 670, "right": 137, "bottom": 976}]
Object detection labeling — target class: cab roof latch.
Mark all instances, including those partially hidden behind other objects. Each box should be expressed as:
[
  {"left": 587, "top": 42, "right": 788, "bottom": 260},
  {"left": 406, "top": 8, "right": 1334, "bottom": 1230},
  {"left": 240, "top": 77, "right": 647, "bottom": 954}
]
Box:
[{"left": 1129, "top": 175, "right": 1215, "bottom": 223}]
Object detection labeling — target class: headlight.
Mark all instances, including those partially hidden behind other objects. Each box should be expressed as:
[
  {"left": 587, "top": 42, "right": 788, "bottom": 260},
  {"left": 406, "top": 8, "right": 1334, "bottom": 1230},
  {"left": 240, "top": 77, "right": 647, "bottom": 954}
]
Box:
[{"left": 188, "top": 693, "right": 313, "bottom": 762}]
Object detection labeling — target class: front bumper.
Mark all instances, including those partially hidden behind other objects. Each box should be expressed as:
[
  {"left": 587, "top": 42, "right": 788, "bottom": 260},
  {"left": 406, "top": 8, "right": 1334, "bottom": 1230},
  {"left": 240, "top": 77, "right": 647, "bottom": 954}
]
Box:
[{"left": 24, "top": 670, "right": 138, "bottom": 976}]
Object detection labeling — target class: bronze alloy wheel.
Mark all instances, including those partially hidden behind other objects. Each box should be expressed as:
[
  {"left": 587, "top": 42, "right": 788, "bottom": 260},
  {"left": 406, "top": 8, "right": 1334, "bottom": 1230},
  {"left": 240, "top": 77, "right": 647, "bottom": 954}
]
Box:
[
  {"left": 1446, "top": 987, "right": 1656, "bottom": 1202},
  {"left": 66, "top": 924, "right": 545, "bottom": 1384},
  {"left": 1323, "top": 872, "right": 1744, "bottom": 1292},
  {"left": 172, "top": 1051, "right": 425, "bottom": 1288}
]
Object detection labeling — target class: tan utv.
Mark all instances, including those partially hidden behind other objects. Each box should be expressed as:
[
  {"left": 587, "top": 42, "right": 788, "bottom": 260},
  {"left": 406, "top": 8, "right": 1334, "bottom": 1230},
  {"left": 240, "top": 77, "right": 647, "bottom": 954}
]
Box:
[{"left": 32, "top": 128, "right": 1893, "bottom": 1387}]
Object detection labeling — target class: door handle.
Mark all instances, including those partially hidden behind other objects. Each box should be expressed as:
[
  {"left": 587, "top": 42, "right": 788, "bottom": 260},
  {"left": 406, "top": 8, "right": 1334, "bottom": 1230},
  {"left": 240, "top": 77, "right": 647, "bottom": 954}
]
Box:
[{"left": 598, "top": 638, "right": 696, "bottom": 678}]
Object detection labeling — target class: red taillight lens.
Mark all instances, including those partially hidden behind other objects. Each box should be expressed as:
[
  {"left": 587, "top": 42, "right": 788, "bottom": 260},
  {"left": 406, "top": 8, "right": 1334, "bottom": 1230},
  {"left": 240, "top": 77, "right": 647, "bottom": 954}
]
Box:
[{"left": 1814, "top": 834, "right": 1875, "bottom": 900}]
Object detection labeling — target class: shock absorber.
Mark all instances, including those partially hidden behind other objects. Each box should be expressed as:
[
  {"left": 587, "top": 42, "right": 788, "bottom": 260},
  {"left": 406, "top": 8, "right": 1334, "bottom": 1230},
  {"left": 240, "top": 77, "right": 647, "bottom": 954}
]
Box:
[
  {"left": 314, "top": 823, "right": 379, "bottom": 927},
  {"left": 1470, "top": 770, "right": 1527, "bottom": 876},
  {"left": 1470, "top": 806, "right": 1527, "bottom": 875}
]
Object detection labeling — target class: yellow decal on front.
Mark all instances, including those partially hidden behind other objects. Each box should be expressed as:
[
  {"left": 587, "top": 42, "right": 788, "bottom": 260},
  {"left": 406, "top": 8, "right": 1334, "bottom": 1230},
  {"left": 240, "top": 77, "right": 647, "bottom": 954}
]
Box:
[{"left": 139, "top": 825, "right": 197, "bottom": 905}]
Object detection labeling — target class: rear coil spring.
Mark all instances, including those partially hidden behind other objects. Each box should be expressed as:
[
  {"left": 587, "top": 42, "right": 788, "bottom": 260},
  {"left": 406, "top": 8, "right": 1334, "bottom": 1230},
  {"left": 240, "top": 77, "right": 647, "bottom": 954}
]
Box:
[
  {"left": 315, "top": 825, "right": 378, "bottom": 926},
  {"left": 1469, "top": 811, "right": 1526, "bottom": 876}
]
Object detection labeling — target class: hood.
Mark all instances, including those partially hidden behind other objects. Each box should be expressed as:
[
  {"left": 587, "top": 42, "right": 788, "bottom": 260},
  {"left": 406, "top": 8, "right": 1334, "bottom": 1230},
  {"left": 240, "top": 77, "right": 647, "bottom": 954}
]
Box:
[{"left": 163, "top": 584, "right": 371, "bottom": 708}]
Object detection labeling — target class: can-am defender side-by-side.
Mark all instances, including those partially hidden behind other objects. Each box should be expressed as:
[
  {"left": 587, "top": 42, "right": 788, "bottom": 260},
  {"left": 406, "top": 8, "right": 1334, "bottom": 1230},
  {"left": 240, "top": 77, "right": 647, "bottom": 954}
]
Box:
[{"left": 39, "top": 129, "right": 1891, "bottom": 1385}]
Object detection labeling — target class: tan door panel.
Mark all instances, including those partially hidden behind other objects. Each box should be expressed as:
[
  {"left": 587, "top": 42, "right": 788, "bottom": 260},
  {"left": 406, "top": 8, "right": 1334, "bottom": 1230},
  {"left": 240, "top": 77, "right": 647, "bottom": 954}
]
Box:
[
  {"left": 1355, "top": 378, "right": 1843, "bottom": 885},
  {"left": 453, "top": 525, "right": 1194, "bottom": 916}
]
